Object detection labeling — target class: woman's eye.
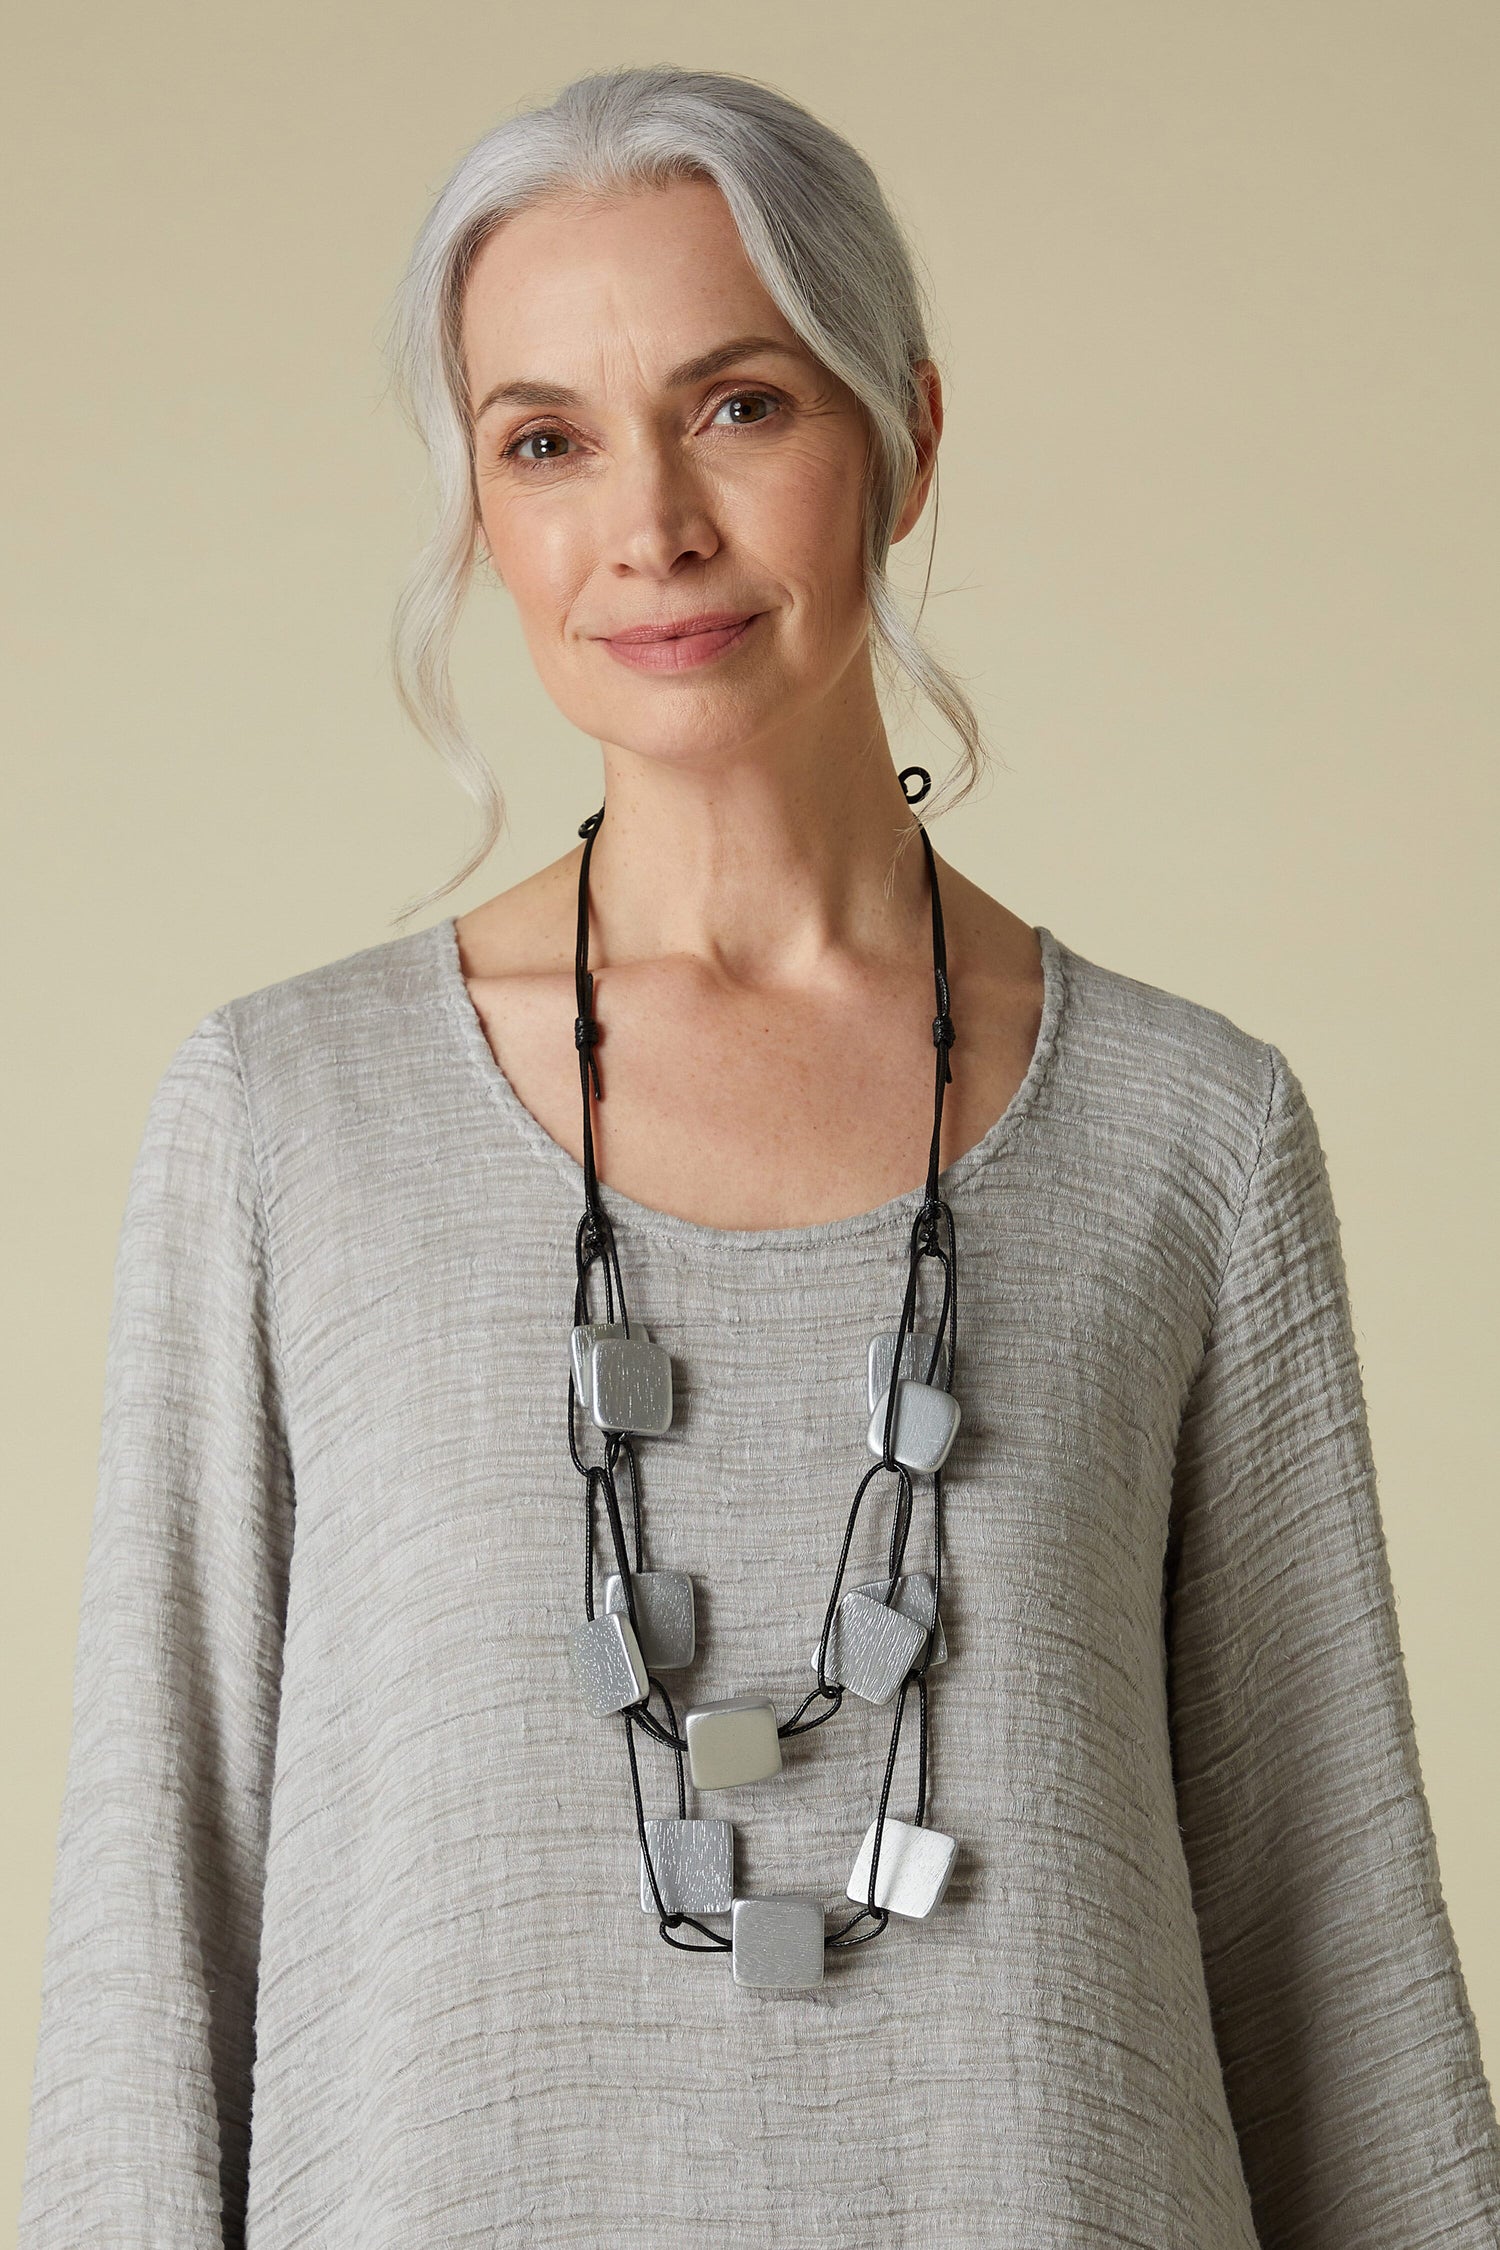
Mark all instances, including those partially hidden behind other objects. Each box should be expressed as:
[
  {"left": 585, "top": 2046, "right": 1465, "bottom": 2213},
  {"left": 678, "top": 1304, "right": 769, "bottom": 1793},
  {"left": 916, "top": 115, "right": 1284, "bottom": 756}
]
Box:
[
  {"left": 713, "top": 390, "right": 779, "bottom": 428},
  {"left": 506, "top": 429, "right": 572, "bottom": 465}
]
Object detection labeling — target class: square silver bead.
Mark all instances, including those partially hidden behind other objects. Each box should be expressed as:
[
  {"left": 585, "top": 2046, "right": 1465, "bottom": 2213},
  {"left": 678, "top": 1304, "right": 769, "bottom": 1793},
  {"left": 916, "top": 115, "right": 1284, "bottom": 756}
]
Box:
[
  {"left": 684, "top": 1694, "right": 782, "bottom": 1789},
  {"left": 570, "top": 1319, "right": 647, "bottom": 1400},
  {"left": 868, "top": 1328, "right": 950, "bottom": 1413},
  {"left": 604, "top": 1569, "right": 696, "bottom": 1670},
  {"left": 566, "top": 1611, "right": 649, "bottom": 1716},
  {"left": 810, "top": 1588, "right": 927, "bottom": 1704},
  {"left": 731, "top": 1894, "right": 825, "bottom": 1989},
  {"left": 590, "top": 1334, "right": 673, "bottom": 1435},
  {"left": 867, "top": 1378, "right": 961, "bottom": 1471},
  {"left": 639, "top": 1817, "right": 734, "bottom": 1914},
  {"left": 845, "top": 1815, "right": 959, "bottom": 1920},
  {"left": 811, "top": 1571, "right": 946, "bottom": 1685}
]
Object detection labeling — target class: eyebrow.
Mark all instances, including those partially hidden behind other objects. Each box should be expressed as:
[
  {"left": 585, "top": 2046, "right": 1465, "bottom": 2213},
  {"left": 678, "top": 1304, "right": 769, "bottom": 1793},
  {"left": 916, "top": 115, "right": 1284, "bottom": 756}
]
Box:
[{"left": 469, "top": 334, "right": 808, "bottom": 424}]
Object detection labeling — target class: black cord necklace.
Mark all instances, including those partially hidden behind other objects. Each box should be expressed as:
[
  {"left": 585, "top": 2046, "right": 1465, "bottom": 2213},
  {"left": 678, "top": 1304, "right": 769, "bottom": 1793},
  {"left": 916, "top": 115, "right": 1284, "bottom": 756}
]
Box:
[{"left": 564, "top": 766, "right": 963, "bottom": 1989}]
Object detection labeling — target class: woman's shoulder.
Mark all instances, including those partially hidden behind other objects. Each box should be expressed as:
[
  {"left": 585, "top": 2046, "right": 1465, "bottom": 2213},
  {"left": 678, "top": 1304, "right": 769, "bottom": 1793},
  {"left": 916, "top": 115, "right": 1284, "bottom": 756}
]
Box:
[
  {"left": 149, "top": 918, "right": 458, "bottom": 1156},
  {"left": 1044, "top": 926, "right": 1290, "bottom": 1176},
  {"left": 219, "top": 916, "right": 449, "bottom": 1050}
]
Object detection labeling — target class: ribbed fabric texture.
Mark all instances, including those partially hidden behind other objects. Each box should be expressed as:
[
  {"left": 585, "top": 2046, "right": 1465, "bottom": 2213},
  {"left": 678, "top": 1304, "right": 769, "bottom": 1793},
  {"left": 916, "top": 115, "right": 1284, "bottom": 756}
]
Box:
[{"left": 17, "top": 915, "right": 1500, "bottom": 2248}]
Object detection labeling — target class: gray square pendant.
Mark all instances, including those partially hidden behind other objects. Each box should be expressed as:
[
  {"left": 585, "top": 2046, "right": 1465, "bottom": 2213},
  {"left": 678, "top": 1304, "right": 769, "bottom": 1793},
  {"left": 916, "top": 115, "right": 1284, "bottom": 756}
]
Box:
[
  {"left": 845, "top": 1815, "right": 959, "bottom": 1921},
  {"left": 684, "top": 1694, "right": 782, "bottom": 1789},
  {"left": 730, "top": 1894, "right": 825, "bottom": 1989},
  {"left": 566, "top": 1611, "right": 649, "bottom": 1716},
  {"left": 867, "top": 1328, "right": 950, "bottom": 1413},
  {"left": 639, "top": 1816, "right": 734, "bottom": 1914},
  {"left": 603, "top": 1569, "right": 695, "bottom": 1669},
  {"left": 811, "top": 1571, "right": 946, "bottom": 1685},
  {"left": 867, "top": 1378, "right": 961, "bottom": 1471},
  {"left": 570, "top": 1320, "right": 647, "bottom": 1400},
  {"left": 590, "top": 1334, "right": 673, "bottom": 1435},
  {"left": 810, "top": 1588, "right": 927, "bottom": 1704}
]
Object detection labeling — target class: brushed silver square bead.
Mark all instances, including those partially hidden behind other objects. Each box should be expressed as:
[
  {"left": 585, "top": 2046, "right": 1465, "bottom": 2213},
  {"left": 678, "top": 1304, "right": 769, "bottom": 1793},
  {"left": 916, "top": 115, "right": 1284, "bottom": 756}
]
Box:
[
  {"left": 567, "top": 1611, "right": 649, "bottom": 1716},
  {"left": 845, "top": 1815, "right": 958, "bottom": 1920},
  {"left": 590, "top": 1334, "right": 673, "bottom": 1435},
  {"left": 867, "top": 1328, "right": 950, "bottom": 1413},
  {"left": 731, "top": 1895, "right": 825, "bottom": 1989},
  {"left": 867, "top": 1378, "right": 961, "bottom": 1471},
  {"left": 810, "top": 1588, "right": 927, "bottom": 1704},
  {"left": 570, "top": 1319, "right": 647, "bottom": 1400},
  {"left": 684, "top": 1694, "right": 782, "bottom": 1789},
  {"left": 811, "top": 1571, "right": 946, "bottom": 1685},
  {"left": 639, "top": 1817, "right": 734, "bottom": 1914},
  {"left": 861, "top": 1570, "right": 947, "bottom": 1665},
  {"left": 603, "top": 1569, "right": 696, "bottom": 1670}
]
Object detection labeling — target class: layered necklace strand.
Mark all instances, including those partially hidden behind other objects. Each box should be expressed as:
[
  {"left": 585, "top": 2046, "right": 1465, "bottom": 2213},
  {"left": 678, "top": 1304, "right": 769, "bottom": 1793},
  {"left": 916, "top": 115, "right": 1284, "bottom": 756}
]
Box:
[{"left": 564, "top": 767, "right": 963, "bottom": 1989}]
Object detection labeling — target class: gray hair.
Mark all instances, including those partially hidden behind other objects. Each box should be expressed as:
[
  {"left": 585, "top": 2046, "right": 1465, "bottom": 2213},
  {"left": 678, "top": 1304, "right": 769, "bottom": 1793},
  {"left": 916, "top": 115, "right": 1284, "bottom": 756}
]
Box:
[{"left": 378, "top": 64, "right": 986, "bottom": 924}]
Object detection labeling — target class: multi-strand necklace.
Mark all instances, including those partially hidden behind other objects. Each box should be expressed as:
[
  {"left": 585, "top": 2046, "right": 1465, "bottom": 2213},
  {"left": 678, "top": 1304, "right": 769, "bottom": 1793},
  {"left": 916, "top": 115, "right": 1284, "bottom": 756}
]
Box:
[{"left": 564, "top": 767, "right": 962, "bottom": 1989}]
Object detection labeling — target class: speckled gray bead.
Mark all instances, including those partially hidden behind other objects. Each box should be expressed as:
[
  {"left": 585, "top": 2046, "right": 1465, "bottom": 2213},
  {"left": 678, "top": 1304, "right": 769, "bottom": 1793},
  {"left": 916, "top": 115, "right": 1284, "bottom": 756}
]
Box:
[
  {"left": 566, "top": 1611, "right": 649, "bottom": 1716},
  {"left": 811, "top": 1570, "right": 946, "bottom": 1686},
  {"left": 639, "top": 1817, "right": 734, "bottom": 1914},
  {"left": 569, "top": 1319, "right": 647, "bottom": 1401},
  {"left": 867, "top": 1328, "right": 950, "bottom": 1412},
  {"left": 811, "top": 1588, "right": 927, "bottom": 1704},
  {"left": 604, "top": 1569, "right": 696, "bottom": 1669},
  {"left": 590, "top": 1334, "right": 673, "bottom": 1435}
]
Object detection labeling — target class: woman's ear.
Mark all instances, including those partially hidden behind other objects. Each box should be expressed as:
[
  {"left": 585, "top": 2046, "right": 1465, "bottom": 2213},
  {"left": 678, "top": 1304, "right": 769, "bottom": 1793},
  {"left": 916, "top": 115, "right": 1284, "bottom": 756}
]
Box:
[{"left": 891, "top": 359, "right": 944, "bottom": 545}]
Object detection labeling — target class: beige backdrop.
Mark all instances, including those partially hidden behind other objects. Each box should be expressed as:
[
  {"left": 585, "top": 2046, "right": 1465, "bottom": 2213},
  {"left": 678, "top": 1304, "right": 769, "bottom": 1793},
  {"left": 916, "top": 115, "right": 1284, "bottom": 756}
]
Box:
[{"left": 4, "top": 1, "right": 1497, "bottom": 2228}]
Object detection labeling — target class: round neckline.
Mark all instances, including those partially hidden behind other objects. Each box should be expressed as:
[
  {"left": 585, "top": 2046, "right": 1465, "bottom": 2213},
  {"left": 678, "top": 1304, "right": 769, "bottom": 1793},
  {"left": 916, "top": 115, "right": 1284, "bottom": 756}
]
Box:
[{"left": 430, "top": 911, "right": 1071, "bottom": 1255}]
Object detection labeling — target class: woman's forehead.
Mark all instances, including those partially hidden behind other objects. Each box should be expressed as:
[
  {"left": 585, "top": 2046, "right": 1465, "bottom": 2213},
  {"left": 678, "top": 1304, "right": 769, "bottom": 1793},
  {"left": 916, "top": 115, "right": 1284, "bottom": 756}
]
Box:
[{"left": 461, "top": 182, "right": 801, "bottom": 402}]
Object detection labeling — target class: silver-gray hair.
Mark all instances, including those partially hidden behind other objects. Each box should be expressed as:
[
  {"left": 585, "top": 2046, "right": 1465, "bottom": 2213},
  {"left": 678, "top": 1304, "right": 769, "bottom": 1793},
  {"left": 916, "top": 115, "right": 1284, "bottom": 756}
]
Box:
[{"left": 378, "top": 63, "right": 987, "bottom": 924}]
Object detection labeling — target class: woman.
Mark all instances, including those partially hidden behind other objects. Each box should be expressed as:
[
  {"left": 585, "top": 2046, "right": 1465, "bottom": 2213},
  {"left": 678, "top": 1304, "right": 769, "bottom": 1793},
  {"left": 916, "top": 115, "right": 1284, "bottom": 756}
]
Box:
[{"left": 18, "top": 63, "right": 1500, "bottom": 2250}]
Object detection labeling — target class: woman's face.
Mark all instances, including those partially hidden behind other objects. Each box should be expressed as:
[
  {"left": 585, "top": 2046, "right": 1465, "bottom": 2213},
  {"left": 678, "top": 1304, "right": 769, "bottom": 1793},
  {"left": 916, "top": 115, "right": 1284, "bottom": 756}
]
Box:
[{"left": 460, "top": 175, "right": 937, "bottom": 774}]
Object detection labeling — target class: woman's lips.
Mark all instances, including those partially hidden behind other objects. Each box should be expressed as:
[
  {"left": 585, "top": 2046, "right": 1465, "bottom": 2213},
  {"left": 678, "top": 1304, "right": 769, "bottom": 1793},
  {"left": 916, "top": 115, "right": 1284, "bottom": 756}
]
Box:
[{"left": 600, "top": 612, "right": 762, "bottom": 673}]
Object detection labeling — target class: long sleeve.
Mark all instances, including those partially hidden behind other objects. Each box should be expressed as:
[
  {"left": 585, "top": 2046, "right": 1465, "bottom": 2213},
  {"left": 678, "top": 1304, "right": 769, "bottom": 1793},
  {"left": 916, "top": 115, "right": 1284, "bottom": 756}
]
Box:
[
  {"left": 17, "top": 1009, "right": 295, "bottom": 2249},
  {"left": 1164, "top": 1043, "right": 1500, "bottom": 2245}
]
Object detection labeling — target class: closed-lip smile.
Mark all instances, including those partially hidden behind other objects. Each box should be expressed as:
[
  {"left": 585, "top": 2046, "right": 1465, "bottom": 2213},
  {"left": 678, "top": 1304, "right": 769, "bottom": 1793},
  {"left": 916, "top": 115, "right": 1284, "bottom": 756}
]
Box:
[
  {"left": 598, "top": 609, "right": 764, "bottom": 673},
  {"left": 603, "top": 610, "right": 759, "bottom": 644}
]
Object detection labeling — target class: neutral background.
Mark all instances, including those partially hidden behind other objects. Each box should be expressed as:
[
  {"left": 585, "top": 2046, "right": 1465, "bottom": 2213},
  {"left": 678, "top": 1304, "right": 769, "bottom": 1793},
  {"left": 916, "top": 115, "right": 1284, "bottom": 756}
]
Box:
[{"left": 4, "top": 1, "right": 1496, "bottom": 2231}]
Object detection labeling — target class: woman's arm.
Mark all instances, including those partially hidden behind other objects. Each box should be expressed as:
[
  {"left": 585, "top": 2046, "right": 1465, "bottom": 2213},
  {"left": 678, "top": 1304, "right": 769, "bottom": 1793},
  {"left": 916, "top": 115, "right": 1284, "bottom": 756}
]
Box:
[
  {"left": 17, "top": 1010, "right": 294, "bottom": 2250},
  {"left": 1165, "top": 1043, "right": 1500, "bottom": 2246}
]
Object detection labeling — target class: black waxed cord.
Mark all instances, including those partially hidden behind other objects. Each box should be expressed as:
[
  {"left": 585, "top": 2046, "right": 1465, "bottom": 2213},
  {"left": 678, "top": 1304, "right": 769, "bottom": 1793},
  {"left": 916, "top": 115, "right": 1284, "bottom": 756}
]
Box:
[{"left": 569, "top": 771, "right": 960, "bottom": 1962}]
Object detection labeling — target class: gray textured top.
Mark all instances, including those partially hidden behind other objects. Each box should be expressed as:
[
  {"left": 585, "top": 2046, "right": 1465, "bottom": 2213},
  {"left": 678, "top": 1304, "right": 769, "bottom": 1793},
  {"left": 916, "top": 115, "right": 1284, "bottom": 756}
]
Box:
[{"left": 18, "top": 913, "right": 1500, "bottom": 2249}]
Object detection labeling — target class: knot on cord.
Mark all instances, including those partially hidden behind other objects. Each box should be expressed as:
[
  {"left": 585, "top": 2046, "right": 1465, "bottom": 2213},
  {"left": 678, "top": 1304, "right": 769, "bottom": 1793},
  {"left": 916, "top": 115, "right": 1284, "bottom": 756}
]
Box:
[
  {"left": 575, "top": 1005, "right": 602, "bottom": 1098},
  {"left": 932, "top": 1010, "right": 955, "bottom": 1084}
]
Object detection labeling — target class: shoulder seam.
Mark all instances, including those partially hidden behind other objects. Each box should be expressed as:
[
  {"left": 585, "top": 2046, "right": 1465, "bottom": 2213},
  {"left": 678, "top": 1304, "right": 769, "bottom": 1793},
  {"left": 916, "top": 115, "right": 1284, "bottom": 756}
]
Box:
[{"left": 1202, "top": 1039, "right": 1281, "bottom": 1339}]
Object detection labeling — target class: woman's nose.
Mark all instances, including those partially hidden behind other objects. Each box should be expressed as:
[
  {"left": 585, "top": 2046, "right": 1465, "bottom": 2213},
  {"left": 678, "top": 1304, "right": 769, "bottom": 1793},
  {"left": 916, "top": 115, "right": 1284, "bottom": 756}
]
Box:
[{"left": 601, "top": 436, "right": 721, "bottom": 578}]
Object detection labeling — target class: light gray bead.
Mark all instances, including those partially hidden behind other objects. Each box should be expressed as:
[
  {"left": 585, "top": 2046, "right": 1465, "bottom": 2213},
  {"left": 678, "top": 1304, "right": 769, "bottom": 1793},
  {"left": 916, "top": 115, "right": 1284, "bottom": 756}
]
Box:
[
  {"left": 684, "top": 1694, "right": 782, "bottom": 1789},
  {"left": 590, "top": 1334, "right": 673, "bottom": 1435},
  {"left": 603, "top": 1569, "right": 696, "bottom": 1670},
  {"left": 566, "top": 1611, "right": 649, "bottom": 1716},
  {"left": 731, "top": 1895, "right": 825, "bottom": 1989},
  {"left": 811, "top": 1571, "right": 946, "bottom": 1684},
  {"left": 639, "top": 1817, "right": 734, "bottom": 1914},
  {"left": 570, "top": 1320, "right": 647, "bottom": 1400},
  {"left": 868, "top": 1328, "right": 949, "bottom": 1413},
  {"left": 867, "top": 1378, "right": 961, "bottom": 1471},
  {"left": 810, "top": 1588, "right": 927, "bottom": 1704},
  {"left": 845, "top": 1815, "right": 959, "bottom": 1921}
]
